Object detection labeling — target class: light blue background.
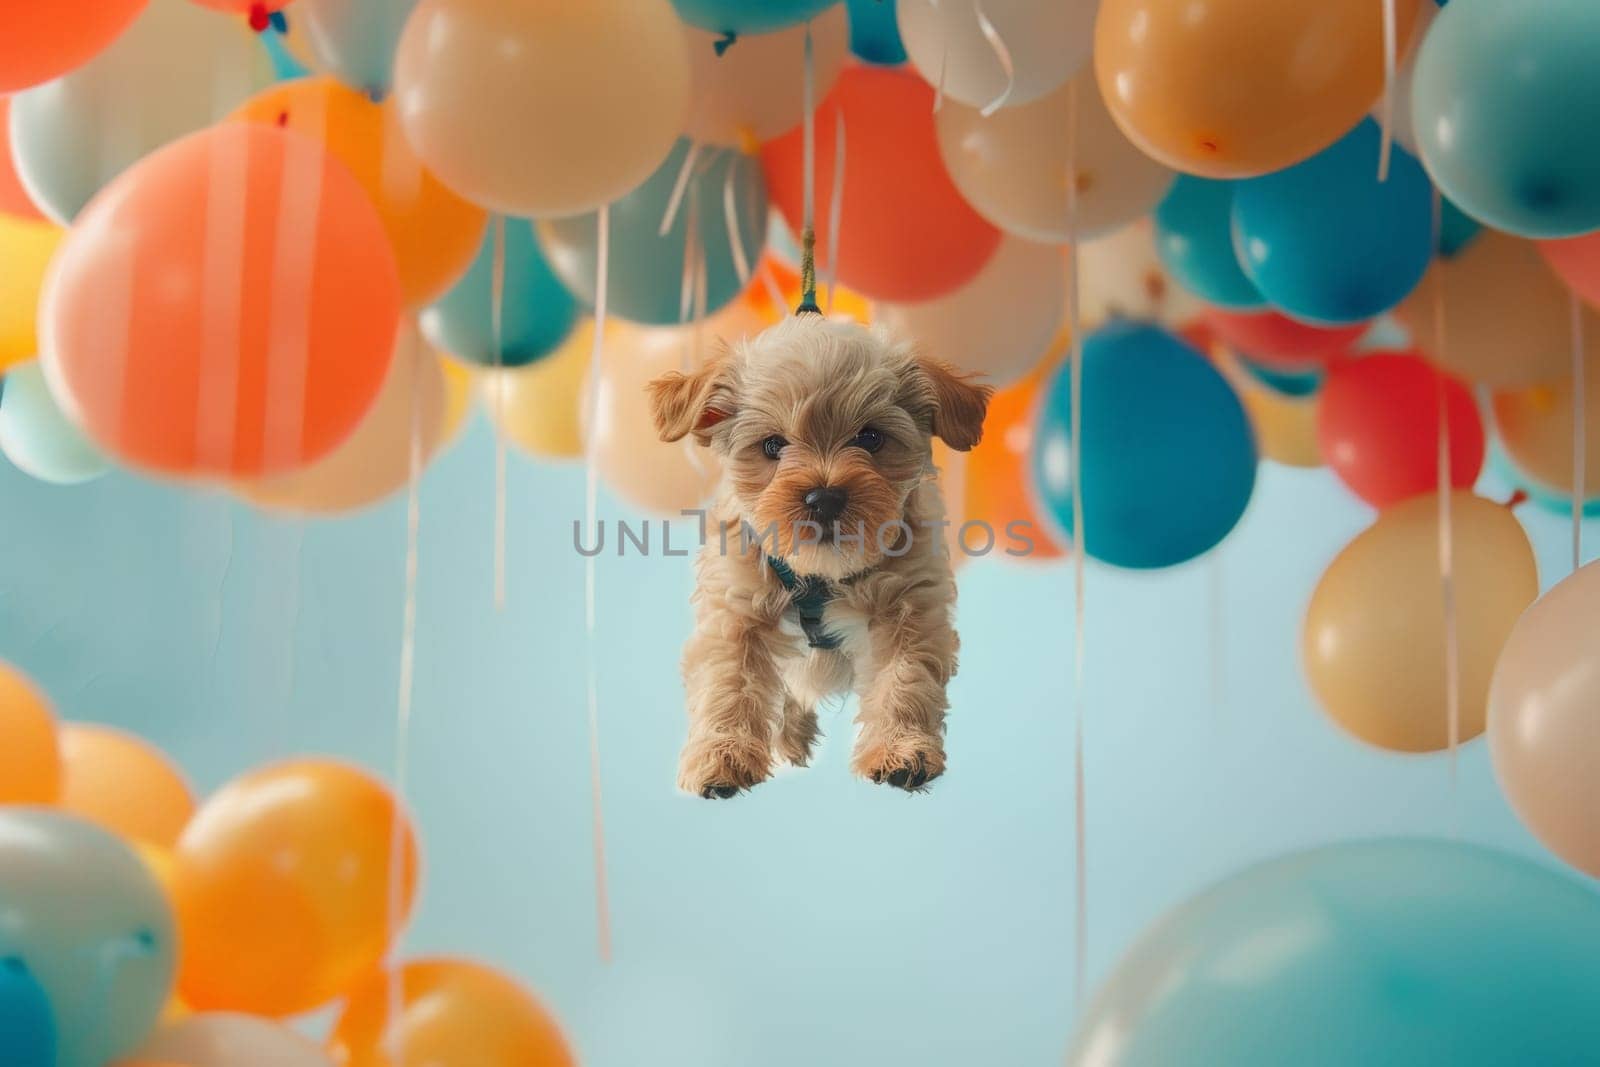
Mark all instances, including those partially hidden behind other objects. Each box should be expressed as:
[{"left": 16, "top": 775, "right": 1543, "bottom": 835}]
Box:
[{"left": 0, "top": 414, "right": 1590, "bottom": 1064}]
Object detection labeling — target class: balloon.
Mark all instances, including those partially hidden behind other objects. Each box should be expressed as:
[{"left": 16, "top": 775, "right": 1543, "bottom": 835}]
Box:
[
  {"left": 1412, "top": 0, "right": 1600, "bottom": 239},
  {"left": 422, "top": 220, "right": 581, "bottom": 369},
  {"left": 1201, "top": 308, "right": 1364, "bottom": 372},
  {"left": 40, "top": 123, "right": 401, "bottom": 479},
  {"left": 1232, "top": 122, "right": 1433, "bottom": 325},
  {"left": 1212, "top": 349, "right": 1321, "bottom": 469},
  {"left": 8, "top": 0, "right": 273, "bottom": 225},
  {"left": 478, "top": 324, "right": 591, "bottom": 462},
  {"left": 0, "top": 215, "right": 63, "bottom": 376},
  {"left": 1375, "top": 0, "right": 1437, "bottom": 158},
  {"left": 437, "top": 356, "right": 475, "bottom": 446},
  {"left": 394, "top": 0, "right": 690, "bottom": 218},
  {"left": 172, "top": 759, "right": 419, "bottom": 1017},
  {"left": 684, "top": 8, "right": 848, "bottom": 147},
  {"left": 1539, "top": 231, "right": 1600, "bottom": 310},
  {"left": 1490, "top": 357, "right": 1600, "bottom": 504},
  {"left": 0, "top": 660, "right": 60, "bottom": 804},
  {"left": 1490, "top": 561, "right": 1600, "bottom": 879},
  {"left": 899, "top": 0, "right": 1096, "bottom": 111},
  {"left": 329, "top": 958, "right": 576, "bottom": 1066},
  {"left": 1068, "top": 839, "right": 1600, "bottom": 1067},
  {"left": 1074, "top": 221, "right": 1204, "bottom": 329},
  {"left": 762, "top": 65, "right": 1001, "bottom": 302},
  {"left": 0, "top": 809, "right": 176, "bottom": 1067},
  {"left": 57, "top": 724, "right": 195, "bottom": 850},
  {"left": 240, "top": 323, "right": 447, "bottom": 514},
  {"left": 1396, "top": 229, "right": 1600, "bottom": 386},
  {"left": 1153, "top": 178, "right": 1262, "bottom": 310},
  {"left": 0, "top": 0, "right": 147, "bottom": 93},
  {"left": 1031, "top": 322, "right": 1257, "bottom": 569},
  {"left": 1318, "top": 351, "right": 1483, "bottom": 508},
  {"left": 1236, "top": 356, "right": 1324, "bottom": 400},
  {"left": 541, "top": 140, "right": 768, "bottom": 327},
  {"left": 936, "top": 72, "right": 1174, "bottom": 244},
  {"left": 845, "top": 0, "right": 905, "bottom": 66},
  {"left": 293, "top": 0, "right": 419, "bottom": 97},
  {"left": 671, "top": 0, "right": 838, "bottom": 34},
  {"left": 876, "top": 237, "right": 1063, "bottom": 386},
  {"left": 232, "top": 77, "right": 486, "bottom": 308},
  {"left": 0, "top": 360, "right": 111, "bottom": 486},
  {"left": 1303, "top": 492, "right": 1537, "bottom": 752},
  {"left": 1094, "top": 0, "right": 1423, "bottom": 179},
  {"left": 136, "top": 1014, "right": 332, "bottom": 1067},
  {"left": 0, "top": 956, "right": 55, "bottom": 1067},
  {"left": 0, "top": 100, "right": 46, "bottom": 221}
]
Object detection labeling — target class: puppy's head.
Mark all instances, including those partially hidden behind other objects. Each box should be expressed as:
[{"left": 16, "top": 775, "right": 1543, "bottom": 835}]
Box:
[{"left": 649, "top": 317, "right": 991, "bottom": 578}]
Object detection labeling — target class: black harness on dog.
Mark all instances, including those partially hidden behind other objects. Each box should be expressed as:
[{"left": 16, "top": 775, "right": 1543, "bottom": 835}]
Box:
[{"left": 766, "top": 556, "right": 843, "bottom": 650}]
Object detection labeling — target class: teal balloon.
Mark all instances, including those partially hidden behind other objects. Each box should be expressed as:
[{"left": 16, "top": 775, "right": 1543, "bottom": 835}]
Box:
[
  {"left": 1070, "top": 840, "right": 1600, "bottom": 1067},
  {"left": 1437, "top": 195, "right": 1481, "bottom": 258},
  {"left": 261, "top": 26, "right": 310, "bottom": 81},
  {"left": 846, "top": 0, "right": 906, "bottom": 65},
  {"left": 540, "top": 139, "right": 768, "bottom": 327},
  {"left": 294, "top": 0, "right": 419, "bottom": 98},
  {"left": 0, "top": 809, "right": 175, "bottom": 1067},
  {"left": 1412, "top": 0, "right": 1600, "bottom": 239},
  {"left": 673, "top": 0, "right": 839, "bottom": 33},
  {"left": 1153, "top": 177, "right": 1264, "bottom": 310},
  {"left": 1031, "top": 322, "right": 1256, "bottom": 570},
  {"left": 1233, "top": 120, "right": 1433, "bottom": 325},
  {"left": 1238, "top": 355, "right": 1322, "bottom": 398},
  {"left": 0, "top": 958, "right": 55, "bottom": 1067},
  {"left": 420, "top": 219, "right": 581, "bottom": 368},
  {"left": 0, "top": 362, "right": 110, "bottom": 486}
]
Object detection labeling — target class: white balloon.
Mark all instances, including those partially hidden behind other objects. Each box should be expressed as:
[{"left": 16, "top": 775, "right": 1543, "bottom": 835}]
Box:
[
  {"left": 898, "top": 0, "right": 1097, "bottom": 111},
  {"left": 1075, "top": 221, "right": 1205, "bottom": 328},
  {"left": 138, "top": 1014, "right": 335, "bottom": 1067},
  {"left": 684, "top": 7, "right": 849, "bottom": 146}
]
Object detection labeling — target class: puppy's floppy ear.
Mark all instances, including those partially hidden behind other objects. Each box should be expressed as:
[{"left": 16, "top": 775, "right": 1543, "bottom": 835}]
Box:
[
  {"left": 647, "top": 347, "right": 735, "bottom": 445},
  {"left": 913, "top": 356, "right": 993, "bottom": 451}
]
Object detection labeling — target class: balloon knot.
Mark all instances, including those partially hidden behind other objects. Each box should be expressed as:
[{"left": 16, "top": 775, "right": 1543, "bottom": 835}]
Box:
[
  {"left": 276, "top": 110, "right": 289, "bottom": 127},
  {"left": 269, "top": 10, "right": 288, "bottom": 33},
  {"left": 247, "top": 3, "right": 271, "bottom": 32},
  {"left": 735, "top": 125, "right": 761, "bottom": 156},
  {"left": 713, "top": 31, "right": 739, "bottom": 57},
  {"left": 1505, "top": 489, "right": 1530, "bottom": 510},
  {"left": 365, "top": 85, "right": 388, "bottom": 104}
]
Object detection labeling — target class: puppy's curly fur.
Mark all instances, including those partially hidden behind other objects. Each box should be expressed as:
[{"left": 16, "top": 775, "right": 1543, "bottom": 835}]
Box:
[{"left": 648, "top": 316, "right": 992, "bottom": 797}]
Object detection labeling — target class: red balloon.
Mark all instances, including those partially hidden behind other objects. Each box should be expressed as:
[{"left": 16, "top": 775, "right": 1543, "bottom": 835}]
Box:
[
  {"left": 760, "top": 66, "right": 1001, "bottom": 302},
  {"left": 1318, "top": 350, "right": 1484, "bottom": 509},
  {"left": 0, "top": 99, "right": 46, "bottom": 221},
  {"left": 1539, "top": 233, "right": 1600, "bottom": 310},
  {"left": 0, "top": 0, "right": 147, "bottom": 92},
  {"left": 1203, "top": 307, "right": 1366, "bottom": 370}
]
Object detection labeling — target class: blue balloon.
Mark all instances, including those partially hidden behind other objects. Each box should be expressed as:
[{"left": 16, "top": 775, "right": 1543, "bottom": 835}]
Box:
[
  {"left": 1153, "top": 177, "right": 1264, "bottom": 310},
  {"left": 0, "top": 958, "right": 55, "bottom": 1067},
  {"left": 673, "top": 0, "right": 840, "bottom": 34},
  {"left": 0, "top": 361, "right": 110, "bottom": 485},
  {"left": 1232, "top": 120, "right": 1433, "bottom": 325},
  {"left": 0, "top": 809, "right": 175, "bottom": 1067},
  {"left": 1437, "top": 194, "right": 1481, "bottom": 258},
  {"left": 1412, "top": 0, "right": 1600, "bottom": 239},
  {"left": 1031, "top": 322, "right": 1256, "bottom": 569},
  {"left": 846, "top": 0, "right": 906, "bottom": 65},
  {"left": 1237, "top": 355, "right": 1323, "bottom": 398},
  {"left": 292, "top": 0, "right": 418, "bottom": 98},
  {"left": 420, "top": 219, "right": 582, "bottom": 368},
  {"left": 1070, "top": 840, "right": 1600, "bottom": 1067},
  {"left": 540, "top": 139, "right": 768, "bottom": 327}
]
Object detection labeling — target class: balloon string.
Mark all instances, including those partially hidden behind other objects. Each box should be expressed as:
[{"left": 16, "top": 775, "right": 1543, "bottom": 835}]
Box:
[
  {"left": 824, "top": 113, "right": 846, "bottom": 316},
  {"left": 263, "top": 104, "right": 326, "bottom": 471},
  {"left": 585, "top": 206, "right": 614, "bottom": 963},
  {"left": 1378, "top": 0, "right": 1397, "bottom": 182},
  {"left": 658, "top": 141, "right": 703, "bottom": 238},
  {"left": 974, "top": 0, "right": 1017, "bottom": 117},
  {"left": 1065, "top": 76, "right": 1088, "bottom": 1017},
  {"left": 1209, "top": 554, "right": 1225, "bottom": 725},
  {"left": 797, "top": 21, "right": 820, "bottom": 314},
  {"left": 722, "top": 161, "right": 752, "bottom": 288},
  {"left": 758, "top": 260, "right": 788, "bottom": 319},
  {"left": 492, "top": 215, "right": 507, "bottom": 611},
  {"left": 680, "top": 187, "right": 702, "bottom": 325},
  {"left": 196, "top": 115, "right": 248, "bottom": 471},
  {"left": 1429, "top": 189, "right": 1459, "bottom": 797},
  {"left": 1573, "top": 292, "right": 1586, "bottom": 572}
]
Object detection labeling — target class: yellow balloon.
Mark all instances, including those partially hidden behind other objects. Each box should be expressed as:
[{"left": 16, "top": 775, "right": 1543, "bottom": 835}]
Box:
[
  {"left": 438, "top": 353, "right": 476, "bottom": 446},
  {"left": 478, "top": 325, "right": 593, "bottom": 461},
  {"left": 1303, "top": 492, "right": 1538, "bottom": 753},
  {"left": 1490, "top": 354, "right": 1600, "bottom": 500},
  {"left": 1214, "top": 349, "right": 1322, "bottom": 469},
  {"left": 0, "top": 214, "right": 62, "bottom": 374}
]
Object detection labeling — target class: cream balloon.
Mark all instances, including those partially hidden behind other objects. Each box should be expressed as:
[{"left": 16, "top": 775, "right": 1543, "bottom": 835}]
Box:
[
  {"left": 7, "top": 0, "right": 273, "bottom": 224},
  {"left": 393, "top": 0, "right": 690, "bottom": 217},
  {"left": 936, "top": 71, "right": 1174, "bottom": 243},
  {"left": 684, "top": 8, "right": 848, "bottom": 147},
  {"left": 135, "top": 1014, "right": 333, "bottom": 1067},
  {"left": 1371, "top": 0, "right": 1436, "bottom": 156},
  {"left": 876, "top": 236, "right": 1064, "bottom": 386},
  {"left": 898, "top": 0, "right": 1096, "bottom": 111},
  {"left": 1075, "top": 220, "right": 1206, "bottom": 328},
  {"left": 1302, "top": 492, "right": 1539, "bottom": 754},
  {"left": 1489, "top": 560, "right": 1600, "bottom": 879},
  {"left": 240, "top": 324, "right": 447, "bottom": 514}
]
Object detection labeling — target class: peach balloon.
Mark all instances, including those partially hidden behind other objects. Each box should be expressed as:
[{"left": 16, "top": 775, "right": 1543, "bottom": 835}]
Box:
[
  {"left": 1540, "top": 231, "right": 1600, "bottom": 311},
  {"left": 684, "top": 8, "right": 848, "bottom": 147},
  {"left": 0, "top": 0, "right": 147, "bottom": 92},
  {"left": 1396, "top": 230, "right": 1600, "bottom": 387},
  {"left": 1303, "top": 492, "right": 1538, "bottom": 753},
  {"left": 1490, "top": 356, "right": 1600, "bottom": 502},
  {"left": 393, "top": 0, "right": 690, "bottom": 217},
  {"left": 329, "top": 958, "right": 576, "bottom": 1067},
  {"left": 172, "top": 759, "right": 419, "bottom": 1017},
  {"left": 1215, "top": 349, "right": 1322, "bottom": 469},
  {"left": 0, "top": 659, "right": 61, "bottom": 804},
  {"left": 135, "top": 1014, "right": 333, "bottom": 1067},
  {"left": 1094, "top": 0, "right": 1423, "bottom": 178},
  {"left": 57, "top": 724, "right": 195, "bottom": 850},
  {"left": 478, "top": 325, "right": 592, "bottom": 462},
  {"left": 233, "top": 77, "right": 486, "bottom": 307},
  {"left": 40, "top": 123, "right": 401, "bottom": 478},
  {"left": 0, "top": 213, "right": 63, "bottom": 375},
  {"left": 1075, "top": 221, "right": 1205, "bottom": 329}
]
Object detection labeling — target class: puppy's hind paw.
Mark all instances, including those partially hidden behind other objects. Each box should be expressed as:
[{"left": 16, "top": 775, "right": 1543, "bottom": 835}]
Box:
[{"left": 678, "top": 733, "right": 772, "bottom": 799}]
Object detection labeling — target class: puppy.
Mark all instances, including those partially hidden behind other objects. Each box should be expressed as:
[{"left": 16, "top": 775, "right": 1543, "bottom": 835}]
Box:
[{"left": 648, "top": 315, "right": 991, "bottom": 797}]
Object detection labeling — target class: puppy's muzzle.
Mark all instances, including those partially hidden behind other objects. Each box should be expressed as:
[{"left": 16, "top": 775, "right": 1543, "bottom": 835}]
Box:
[{"left": 802, "top": 486, "right": 849, "bottom": 524}]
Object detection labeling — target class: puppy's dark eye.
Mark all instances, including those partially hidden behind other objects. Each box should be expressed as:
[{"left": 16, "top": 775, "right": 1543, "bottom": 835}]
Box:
[
  {"left": 761, "top": 435, "right": 787, "bottom": 459},
  {"left": 850, "top": 427, "right": 885, "bottom": 453}
]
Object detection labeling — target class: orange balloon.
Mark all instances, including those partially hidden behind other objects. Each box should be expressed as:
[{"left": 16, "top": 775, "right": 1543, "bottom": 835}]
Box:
[
  {"left": 172, "top": 759, "right": 419, "bottom": 1017},
  {"left": 0, "top": 0, "right": 147, "bottom": 92},
  {"left": 0, "top": 659, "right": 61, "bottom": 803},
  {"left": 233, "top": 77, "right": 486, "bottom": 307},
  {"left": 56, "top": 724, "right": 195, "bottom": 849},
  {"left": 1094, "top": 0, "right": 1423, "bottom": 178},
  {"left": 329, "top": 958, "right": 576, "bottom": 1067}
]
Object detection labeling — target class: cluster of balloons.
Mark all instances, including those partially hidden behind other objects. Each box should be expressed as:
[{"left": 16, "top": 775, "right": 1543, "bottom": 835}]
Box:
[{"left": 0, "top": 658, "right": 575, "bottom": 1066}]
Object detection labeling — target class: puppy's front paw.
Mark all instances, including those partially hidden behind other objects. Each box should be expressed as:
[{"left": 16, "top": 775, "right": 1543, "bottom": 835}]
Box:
[
  {"left": 678, "top": 732, "right": 773, "bottom": 799},
  {"left": 852, "top": 732, "right": 946, "bottom": 792}
]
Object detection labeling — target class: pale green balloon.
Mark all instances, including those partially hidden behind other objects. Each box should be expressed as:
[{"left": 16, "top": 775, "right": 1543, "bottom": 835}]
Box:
[{"left": 0, "top": 362, "right": 109, "bottom": 485}]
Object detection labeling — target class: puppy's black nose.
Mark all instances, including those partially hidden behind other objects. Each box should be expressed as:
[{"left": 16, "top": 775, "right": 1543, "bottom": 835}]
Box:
[{"left": 803, "top": 486, "right": 849, "bottom": 523}]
